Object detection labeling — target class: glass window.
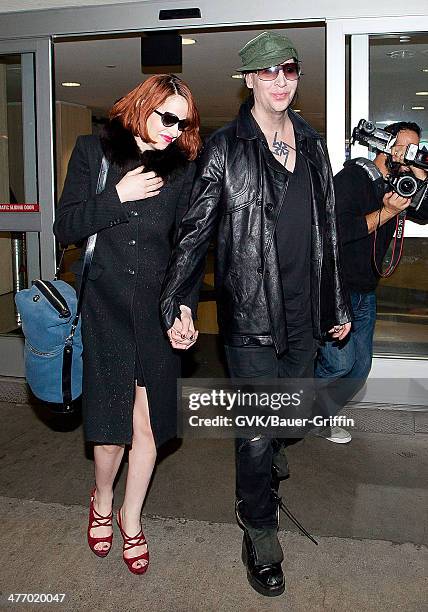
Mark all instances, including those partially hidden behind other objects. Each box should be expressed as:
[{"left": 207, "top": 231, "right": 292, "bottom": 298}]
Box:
[{"left": 369, "top": 33, "right": 428, "bottom": 357}]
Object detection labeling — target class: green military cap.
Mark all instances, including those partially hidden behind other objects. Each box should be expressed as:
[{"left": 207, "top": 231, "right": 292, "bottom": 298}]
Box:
[{"left": 237, "top": 31, "right": 299, "bottom": 72}]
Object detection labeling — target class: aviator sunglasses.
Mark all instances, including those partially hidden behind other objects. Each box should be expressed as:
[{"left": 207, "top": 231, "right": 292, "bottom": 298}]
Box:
[
  {"left": 257, "top": 62, "right": 301, "bottom": 81},
  {"left": 154, "top": 109, "right": 190, "bottom": 132}
]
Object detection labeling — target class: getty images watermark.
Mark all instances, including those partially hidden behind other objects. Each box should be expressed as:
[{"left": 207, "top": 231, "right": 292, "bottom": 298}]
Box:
[{"left": 178, "top": 378, "right": 356, "bottom": 439}]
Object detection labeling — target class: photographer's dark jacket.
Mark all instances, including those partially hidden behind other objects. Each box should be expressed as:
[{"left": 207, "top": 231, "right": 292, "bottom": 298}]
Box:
[
  {"left": 161, "top": 100, "right": 351, "bottom": 354},
  {"left": 334, "top": 162, "right": 428, "bottom": 293},
  {"left": 53, "top": 120, "right": 195, "bottom": 446}
]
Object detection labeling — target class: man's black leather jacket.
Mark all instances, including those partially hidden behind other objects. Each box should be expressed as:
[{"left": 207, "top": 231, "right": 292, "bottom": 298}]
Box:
[{"left": 161, "top": 99, "right": 352, "bottom": 355}]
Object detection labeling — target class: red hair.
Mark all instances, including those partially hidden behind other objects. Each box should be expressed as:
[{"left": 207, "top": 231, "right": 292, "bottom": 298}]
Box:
[{"left": 110, "top": 74, "right": 201, "bottom": 161}]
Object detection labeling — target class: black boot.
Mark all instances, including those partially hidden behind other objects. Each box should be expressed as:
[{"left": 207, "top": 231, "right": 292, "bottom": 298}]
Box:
[{"left": 236, "top": 500, "right": 285, "bottom": 597}]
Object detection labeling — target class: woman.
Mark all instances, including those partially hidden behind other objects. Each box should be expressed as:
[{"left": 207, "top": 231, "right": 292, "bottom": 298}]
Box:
[{"left": 54, "top": 75, "right": 200, "bottom": 574}]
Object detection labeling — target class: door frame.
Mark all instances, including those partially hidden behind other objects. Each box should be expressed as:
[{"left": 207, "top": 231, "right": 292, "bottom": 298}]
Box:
[{"left": 0, "top": 37, "right": 55, "bottom": 376}]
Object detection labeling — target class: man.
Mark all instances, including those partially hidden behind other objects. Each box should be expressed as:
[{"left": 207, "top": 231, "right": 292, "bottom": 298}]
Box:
[
  {"left": 160, "top": 31, "right": 351, "bottom": 597},
  {"left": 315, "top": 121, "right": 428, "bottom": 444}
]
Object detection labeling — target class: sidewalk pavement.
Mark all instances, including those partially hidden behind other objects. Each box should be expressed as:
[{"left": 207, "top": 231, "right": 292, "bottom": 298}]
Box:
[
  {"left": 1, "top": 496, "right": 427, "bottom": 612},
  {"left": 0, "top": 400, "right": 427, "bottom": 611}
]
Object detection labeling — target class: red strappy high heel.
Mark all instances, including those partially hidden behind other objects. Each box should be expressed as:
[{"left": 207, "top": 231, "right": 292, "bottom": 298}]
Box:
[
  {"left": 116, "top": 509, "right": 149, "bottom": 575},
  {"left": 87, "top": 488, "right": 113, "bottom": 557}
]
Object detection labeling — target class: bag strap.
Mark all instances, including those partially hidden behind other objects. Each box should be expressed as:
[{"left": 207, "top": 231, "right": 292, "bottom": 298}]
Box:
[
  {"left": 67, "top": 154, "right": 109, "bottom": 342},
  {"left": 344, "top": 157, "right": 387, "bottom": 202}
]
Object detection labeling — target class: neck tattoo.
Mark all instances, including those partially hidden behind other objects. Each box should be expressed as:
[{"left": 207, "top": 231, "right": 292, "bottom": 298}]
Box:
[{"left": 272, "top": 132, "right": 291, "bottom": 161}]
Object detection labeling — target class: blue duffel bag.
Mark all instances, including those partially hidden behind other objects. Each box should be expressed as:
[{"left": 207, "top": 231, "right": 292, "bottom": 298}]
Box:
[{"left": 15, "top": 279, "right": 83, "bottom": 407}]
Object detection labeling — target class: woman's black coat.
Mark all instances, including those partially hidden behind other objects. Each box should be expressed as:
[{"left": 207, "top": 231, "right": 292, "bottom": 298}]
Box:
[{"left": 53, "top": 120, "right": 195, "bottom": 446}]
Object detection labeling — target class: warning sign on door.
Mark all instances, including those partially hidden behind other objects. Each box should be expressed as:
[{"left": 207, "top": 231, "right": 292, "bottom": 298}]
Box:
[{"left": 0, "top": 203, "right": 40, "bottom": 212}]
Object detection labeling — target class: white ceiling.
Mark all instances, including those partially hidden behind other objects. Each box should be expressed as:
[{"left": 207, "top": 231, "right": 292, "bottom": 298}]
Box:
[
  {"left": 53, "top": 25, "right": 326, "bottom": 134},
  {"left": 4, "top": 28, "right": 428, "bottom": 140},
  {"left": 370, "top": 35, "right": 428, "bottom": 140}
]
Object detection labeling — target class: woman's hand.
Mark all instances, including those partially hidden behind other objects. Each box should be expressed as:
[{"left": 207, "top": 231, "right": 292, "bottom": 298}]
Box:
[
  {"left": 116, "top": 166, "right": 164, "bottom": 203},
  {"left": 167, "top": 305, "right": 198, "bottom": 350}
]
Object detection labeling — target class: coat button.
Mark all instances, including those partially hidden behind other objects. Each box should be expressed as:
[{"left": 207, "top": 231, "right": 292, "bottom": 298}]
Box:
[
  {"left": 256, "top": 197, "right": 262, "bottom": 206},
  {"left": 257, "top": 267, "right": 263, "bottom": 275},
  {"left": 266, "top": 202, "right": 274, "bottom": 211},
  {"left": 128, "top": 240, "right": 136, "bottom": 246},
  {"left": 128, "top": 268, "right": 135, "bottom": 275},
  {"left": 130, "top": 210, "right": 139, "bottom": 217}
]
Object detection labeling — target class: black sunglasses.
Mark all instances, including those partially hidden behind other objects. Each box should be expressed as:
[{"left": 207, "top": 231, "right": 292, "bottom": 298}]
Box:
[
  {"left": 257, "top": 62, "right": 301, "bottom": 82},
  {"left": 154, "top": 109, "right": 190, "bottom": 132}
]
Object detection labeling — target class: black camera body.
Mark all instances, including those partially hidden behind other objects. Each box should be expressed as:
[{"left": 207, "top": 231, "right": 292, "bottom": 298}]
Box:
[
  {"left": 351, "top": 119, "right": 428, "bottom": 208},
  {"left": 387, "top": 173, "right": 420, "bottom": 198}
]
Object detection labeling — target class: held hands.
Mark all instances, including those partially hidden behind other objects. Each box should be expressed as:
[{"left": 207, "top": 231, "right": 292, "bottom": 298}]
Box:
[
  {"left": 116, "top": 166, "right": 164, "bottom": 203},
  {"left": 328, "top": 321, "right": 351, "bottom": 341},
  {"left": 167, "top": 305, "right": 199, "bottom": 350}
]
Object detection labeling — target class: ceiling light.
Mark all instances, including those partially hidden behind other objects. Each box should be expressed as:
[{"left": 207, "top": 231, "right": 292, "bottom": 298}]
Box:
[
  {"left": 62, "top": 82, "right": 81, "bottom": 87},
  {"left": 231, "top": 73, "right": 244, "bottom": 79},
  {"left": 415, "top": 91, "right": 428, "bottom": 95},
  {"left": 293, "top": 109, "right": 301, "bottom": 112},
  {"left": 181, "top": 38, "right": 196, "bottom": 45},
  {"left": 399, "top": 36, "right": 411, "bottom": 42},
  {"left": 412, "top": 106, "right": 425, "bottom": 110},
  {"left": 422, "top": 69, "right": 428, "bottom": 73}
]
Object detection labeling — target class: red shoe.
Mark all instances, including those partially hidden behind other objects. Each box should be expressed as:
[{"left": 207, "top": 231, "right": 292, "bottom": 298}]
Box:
[
  {"left": 87, "top": 488, "right": 113, "bottom": 557},
  {"left": 116, "top": 509, "right": 149, "bottom": 575}
]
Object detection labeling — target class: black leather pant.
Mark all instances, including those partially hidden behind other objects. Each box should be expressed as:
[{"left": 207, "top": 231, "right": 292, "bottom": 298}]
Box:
[{"left": 225, "top": 328, "right": 317, "bottom": 529}]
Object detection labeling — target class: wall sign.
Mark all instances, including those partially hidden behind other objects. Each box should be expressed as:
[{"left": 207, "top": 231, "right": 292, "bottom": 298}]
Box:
[{"left": 0, "top": 203, "right": 40, "bottom": 212}]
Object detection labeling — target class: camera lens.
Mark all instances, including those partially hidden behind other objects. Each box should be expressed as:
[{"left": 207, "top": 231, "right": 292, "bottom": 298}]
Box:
[
  {"left": 396, "top": 175, "right": 417, "bottom": 197},
  {"left": 363, "top": 121, "right": 375, "bottom": 134}
]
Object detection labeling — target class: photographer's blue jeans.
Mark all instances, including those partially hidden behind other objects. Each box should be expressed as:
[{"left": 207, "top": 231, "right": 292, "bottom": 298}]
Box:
[{"left": 315, "top": 291, "right": 377, "bottom": 419}]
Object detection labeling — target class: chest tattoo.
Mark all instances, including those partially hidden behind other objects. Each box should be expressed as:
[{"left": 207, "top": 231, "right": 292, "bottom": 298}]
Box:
[{"left": 272, "top": 132, "right": 289, "bottom": 162}]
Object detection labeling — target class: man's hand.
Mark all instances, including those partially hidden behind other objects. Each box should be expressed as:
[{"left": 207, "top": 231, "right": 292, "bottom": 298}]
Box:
[
  {"left": 365, "top": 191, "right": 410, "bottom": 234},
  {"left": 409, "top": 165, "right": 428, "bottom": 182},
  {"left": 382, "top": 191, "right": 411, "bottom": 217},
  {"left": 390, "top": 142, "right": 427, "bottom": 181},
  {"left": 328, "top": 322, "right": 351, "bottom": 341},
  {"left": 167, "top": 305, "right": 199, "bottom": 350}
]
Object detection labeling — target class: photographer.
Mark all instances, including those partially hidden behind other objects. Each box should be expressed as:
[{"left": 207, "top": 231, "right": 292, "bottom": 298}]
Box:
[{"left": 315, "top": 121, "right": 428, "bottom": 444}]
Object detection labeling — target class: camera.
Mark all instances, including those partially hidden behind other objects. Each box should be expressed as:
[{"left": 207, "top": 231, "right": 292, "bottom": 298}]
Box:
[
  {"left": 352, "top": 119, "right": 428, "bottom": 170},
  {"left": 387, "top": 173, "right": 419, "bottom": 198},
  {"left": 351, "top": 119, "right": 428, "bottom": 208}
]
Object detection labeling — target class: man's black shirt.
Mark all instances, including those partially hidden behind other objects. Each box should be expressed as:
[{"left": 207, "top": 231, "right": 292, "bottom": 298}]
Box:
[
  {"left": 276, "top": 148, "right": 312, "bottom": 329},
  {"left": 334, "top": 163, "right": 396, "bottom": 293}
]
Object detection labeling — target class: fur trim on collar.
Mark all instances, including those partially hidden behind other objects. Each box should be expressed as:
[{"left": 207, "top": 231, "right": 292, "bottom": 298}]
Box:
[{"left": 100, "top": 118, "right": 189, "bottom": 181}]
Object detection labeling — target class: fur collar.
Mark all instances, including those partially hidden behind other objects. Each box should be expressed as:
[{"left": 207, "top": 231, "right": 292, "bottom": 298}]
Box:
[{"left": 100, "top": 118, "right": 189, "bottom": 181}]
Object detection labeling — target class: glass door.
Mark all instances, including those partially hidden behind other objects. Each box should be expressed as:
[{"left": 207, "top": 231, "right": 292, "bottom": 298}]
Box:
[
  {"left": 368, "top": 33, "right": 428, "bottom": 358},
  {"left": 326, "top": 16, "right": 428, "bottom": 402},
  {"left": 0, "top": 39, "right": 55, "bottom": 376}
]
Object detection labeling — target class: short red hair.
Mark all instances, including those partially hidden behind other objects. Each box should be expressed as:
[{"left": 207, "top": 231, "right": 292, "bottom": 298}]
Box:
[{"left": 110, "top": 74, "right": 201, "bottom": 161}]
